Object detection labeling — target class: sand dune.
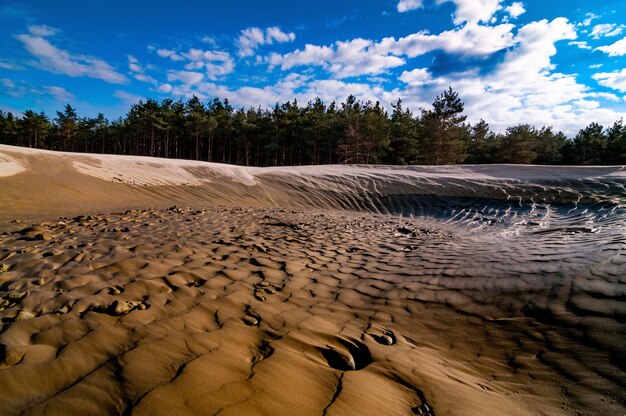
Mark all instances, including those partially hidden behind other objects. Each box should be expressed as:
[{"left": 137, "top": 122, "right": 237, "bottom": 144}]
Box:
[{"left": 0, "top": 145, "right": 625, "bottom": 415}]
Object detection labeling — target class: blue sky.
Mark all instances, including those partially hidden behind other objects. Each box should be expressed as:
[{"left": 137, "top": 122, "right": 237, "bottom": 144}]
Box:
[{"left": 0, "top": 0, "right": 625, "bottom": 135}]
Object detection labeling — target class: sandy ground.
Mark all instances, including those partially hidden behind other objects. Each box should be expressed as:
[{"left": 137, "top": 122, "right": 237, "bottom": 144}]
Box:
[{"left": 0, "top": 145, "right": 625, "bottom": 416}]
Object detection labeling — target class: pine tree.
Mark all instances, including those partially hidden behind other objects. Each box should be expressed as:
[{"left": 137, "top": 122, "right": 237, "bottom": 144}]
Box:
[
  {"left": 55, "top": 104, "right": 78, "bottom": 151},
  {"left": 500, "top": 124, "right": 539, "bottom": 164},
  {"left": 605, "top": 119, "right": 626, "bottom": 164},
  {"left": 420, "top": 87, "right": 468, "bottom": 165},
  {"left": 388, "top": 99, "right": 418, "bottom": 164},
  {"left": 574, "top": 123, "right": 605, "bottom": 165}
]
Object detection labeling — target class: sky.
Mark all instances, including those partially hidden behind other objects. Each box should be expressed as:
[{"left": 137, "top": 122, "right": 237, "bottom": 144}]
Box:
[{"left": 0, "top": 0, "right": 625, "bottom": 135}]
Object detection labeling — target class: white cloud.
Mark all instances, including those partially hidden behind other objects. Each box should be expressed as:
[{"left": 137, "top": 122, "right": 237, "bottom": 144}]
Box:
[
  {"left": 43, "top": 85, "right": 74, "bottom": 102},
  {"left": 127, "top": 55, "right": 157, "bottom": 84},
  {"left": 568, "top": 41, "right": 591, "bottom": 50},
  {"left": 157, "top": 72, "right": 400, "bottom": 111},
  {"left": 167, "top": 70, "right": 204, "bottom": 85},
  {"left": 590, "top": 23, "right": 624, "bottom": 39},
  {"left": 498, "top": 18, "right": 576, "bottom": 76},
  {"left": 389, "top": 18, "right": 621, "bottom": 136},
  {"left": 156, "top": 48, "right": 185, "bottom": 61},
  {"left": 200, "top": 36, "right": 217, "bottom": 46},
  {"left": 587, "top": 91, "right": 620, "bottom": 102},
  {"left": 158, "top": 83, "right": 173, "bottom": 94},
  {"left": 268, "top": 38, "right": 405, "bottom": 78},
  {"left": 595, "top": 36, "right": 626, "bottom": 56},
  {"left": 267, "top": 44, "right": 333, "bottom": 69},
  {"left": 114, "top": 90, "right": 143, "bottom": 105},
  {"left": 237, "top": 26, "right": 296, "bottom": 57},
  {"left": 27, "top": 24, "right": 58, "bottom": 37},
  {"left": 267, "top": 27, "right": 296, "bottom": 43},
  {"left": 0, "top": 59, "right": 22, "bottom": 70},
  {"left": 156, "top": 47, "right": 234, "bottom": 79},
  {"left": 579, "top": 12, "right": 599, "bottom": 27},
  {"left": 592, "top": 69, "right": 626, "bottom": 93},
  {"left": 505, "top": 2, "right": 526, "bottom": 19},
  {"left": 0, "top": 78, "right": 16, "bottom": 88},
  {"left": 399, "top": 68, "right": 433, "bottom": 85},
  {"left": 397, "top": 0, "right": 423, "bottom": 13},
  {"left": 589, "top": 64, "right": 603, "bottom": 69},
  {"left": 15, "top": 25, "right": 127, "bottom": 84},
  {"left": 379, "top": 22, "right": 515, "bottom": 57},
  {"left": 0, "top": 78, "right": 28, "bottom": 98},
  {"left": 437, "top": 0, "right": 504, "bottom": 25},
  {"left": 269, "top": 22, "right": 515, "bottom": 78},
  {"left": 134, "top": 74, "right": 157, "bottom": 84}
]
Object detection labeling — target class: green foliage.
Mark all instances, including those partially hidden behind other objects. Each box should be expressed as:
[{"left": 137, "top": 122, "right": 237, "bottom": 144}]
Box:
[
  {"left": 0, "top": 89, "right": 623, "bottom": 166},
  {"left": 387, "top": 99, "right": 418, "bottom": 164},
  {"left": 419, "top": 87, "right": 468, "bottom": 165},
  {"left": 574, "top": 122, "right": 606, "bottom": 165},
  {"left": 605, "top": 119, "right": 626, "bottom": 164},
  {"left": 499, "top": 124, "right": 539, "bottom": 164}
]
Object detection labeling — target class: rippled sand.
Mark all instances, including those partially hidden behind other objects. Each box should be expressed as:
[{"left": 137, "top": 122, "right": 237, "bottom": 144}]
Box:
[{"left": 0, "top": 145, "right": 624, "bottom": 415}]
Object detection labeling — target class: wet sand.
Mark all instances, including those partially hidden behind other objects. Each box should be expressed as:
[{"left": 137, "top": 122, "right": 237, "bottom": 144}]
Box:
[{"left": 0, "top": 145, "right": 625, "bottom": 415}]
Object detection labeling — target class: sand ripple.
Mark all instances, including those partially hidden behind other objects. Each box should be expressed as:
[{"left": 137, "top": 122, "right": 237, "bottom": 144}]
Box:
[{"left": 0, "top": 207, "right": 624, "bottom": 415}]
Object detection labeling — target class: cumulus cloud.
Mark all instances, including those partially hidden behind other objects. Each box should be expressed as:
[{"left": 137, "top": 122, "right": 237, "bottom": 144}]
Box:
[
  {"left": 412, "top": 18, "right": 623, "bottom": 135},
  {"left": 505, "top": 2, "right": 526, "bottom": 19},
  {"left": 595, "top": 36, "right": 626, "bottom": 56},
  {"left": 568, "top": 41, "right": 591, "bottom": 50},
  {"left": 592, "top": 69, "right": 626, "bottom": 92},
  {"left": 156, "top": 47, "right": 234, "bottom": 79},
  {"left": 156, "top": 48, "right": 185, "bottom": 61},
  {"left": 379, "top": 22, "right": 515, "bottom": 57},
  {"left": 437, "top": 0, "right": 504, "bottom": 25},
  {"left": 590, "top": 23, "right": 624, "bottom": 39},
  {"left": 268, "top": 38, "right": 405, "bottom": 78},
  {"left": 397, "top": 0, "right": 423, "bottom": 13},
  {"left": 268, "top": 22, "right": 515, "bottom": 78},
  {"left": 237, "top": 26, "right": 296, "bottom": 57},
  {"left": 15, "top": 25, "right": 127, "bottom": 84},
  {"left": 399, "top": 68, "right": 433, "bottom": 85}
]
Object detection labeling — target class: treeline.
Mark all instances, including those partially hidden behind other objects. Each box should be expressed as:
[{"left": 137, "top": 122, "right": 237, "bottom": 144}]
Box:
[{"left": 1, "top": 88, "right": 625, "bottom": 165}]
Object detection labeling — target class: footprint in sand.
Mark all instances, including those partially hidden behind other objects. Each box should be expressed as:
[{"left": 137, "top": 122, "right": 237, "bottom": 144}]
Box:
[
  {"left": 411, "top": 403, "right": 435, "bottom": 415},
  {"left": 371, "top": 329, "right": 396, "bottom": 346},
  {"left": 243, "top": 311, "right": 261, "bottom": 326},
  {"left": 54, "top": 304, "right": 70, "bottom": 315},
  {"left": 253, "top": 281, "right": 278, "bottom": 302},
  {"left": 0, "top": 344, "right": 25, "bottom": 369},
  {"left": 321, "top": 338, "right": 372, "bottom": 371},
  {"left": 94, "top": 299, "right": 149, "bottom": 316},
  {"left": 107, "top": 285, "right": 125, "bottom": 295}
]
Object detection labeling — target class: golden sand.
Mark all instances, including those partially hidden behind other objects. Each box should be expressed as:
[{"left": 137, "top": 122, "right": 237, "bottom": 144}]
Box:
[{"left": 0, "top": 145, "right": 624, "bottom": 415}]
